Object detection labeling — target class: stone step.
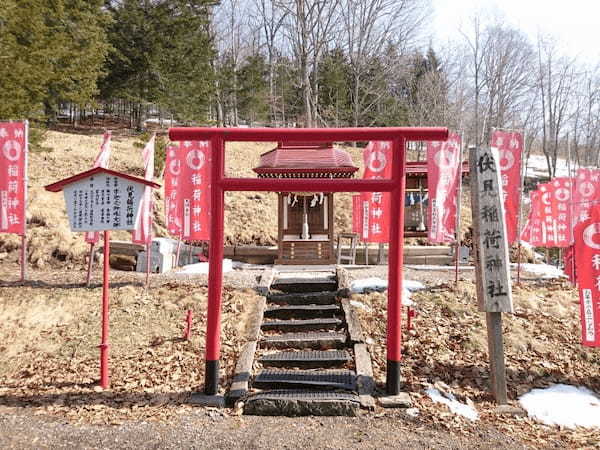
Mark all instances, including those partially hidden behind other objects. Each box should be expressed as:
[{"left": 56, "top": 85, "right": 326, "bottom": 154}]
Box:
[
  {"left": 271, "top": 278, "right": 337, "bottom": 293},
  {"left": 264, "top": 304, "right": 340, "bottom": 320},
  {"left": 267, "top": 291, "right": 338, "bottom": 306},
  {"left": 243, "top": 390, "right": 360, "bottom": 416},
  {"left": 261, "top": 318, "right": 342, "bottom": 332},
  {"left": 262, "top": 331, "right": 348, "bottom": 350},
  {"left": 259, "top": 350, "right": 351, "bottom": 368},
  {"left": 253, "top": 369, "right": 356, "bottom": 391}
]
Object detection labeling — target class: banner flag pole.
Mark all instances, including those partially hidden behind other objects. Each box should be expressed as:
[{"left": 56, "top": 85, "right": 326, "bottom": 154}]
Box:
[
  {"left": 86, "top": 243, "right": 95, "bottom": 286},
  {"left": 20, "top": 120, "right": 29, "bottom": 282},
  {"left": 516, "top": 130, "right": 526, "bottom": 285},
  {"left": 454, "top": 132, "right": 464, "bottom": 286}
]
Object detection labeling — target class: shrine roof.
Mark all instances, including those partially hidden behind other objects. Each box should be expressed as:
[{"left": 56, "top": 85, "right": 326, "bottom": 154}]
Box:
[
  {"left": 45, "top": 167, "right": 161, "bottom": 192},
  {"left": 406, "top": 160, "right": 470, "bottom": 176},
  {"left": 253, "top": 142, "right": 359, "bottom": 178}
]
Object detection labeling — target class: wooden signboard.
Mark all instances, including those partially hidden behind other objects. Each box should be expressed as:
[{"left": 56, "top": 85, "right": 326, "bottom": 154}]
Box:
[
  {"left": 45, "top": 167, "right": 159, "bottom": 389},
  {"left": 46, "top": 167, "right": 159, "bottom": 231},
  {"left": 469, "top": 146, "right": 513, "bottom": 405},
  {"left": 63, "top": 174, "right": 144, "bottom": 232},
  {"left": 470, "top": 146, "right": 514, "bottom": 313}
]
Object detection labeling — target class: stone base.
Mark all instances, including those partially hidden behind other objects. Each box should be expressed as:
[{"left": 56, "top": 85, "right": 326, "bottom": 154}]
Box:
[
  {"left": 244, "top": 391, "right": 360, "bottom": 416},
  {"left": 189, "top": 393, "right": 226, "bottom": 408},
  {"left": 377, "top": 392, "right": 413, "bottom": 408}
]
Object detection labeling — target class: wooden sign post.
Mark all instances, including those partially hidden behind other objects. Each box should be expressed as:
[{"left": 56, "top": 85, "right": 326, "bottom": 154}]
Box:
[
  {"left": 46, "top": 167, "right": 159, "bottom": 389},
  {"left": 468, "top": 145, "right": 514, "bottom": 404}
]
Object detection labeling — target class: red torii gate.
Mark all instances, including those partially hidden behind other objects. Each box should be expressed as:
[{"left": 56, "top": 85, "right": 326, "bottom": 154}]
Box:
[{"left": 168, "top": 127, "right": 448, "bottom": 396}]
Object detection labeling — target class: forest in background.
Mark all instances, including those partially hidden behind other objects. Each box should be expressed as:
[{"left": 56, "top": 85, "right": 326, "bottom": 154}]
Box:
[{"left": 1, "top": 0, "right": 599, "bottom": 176}]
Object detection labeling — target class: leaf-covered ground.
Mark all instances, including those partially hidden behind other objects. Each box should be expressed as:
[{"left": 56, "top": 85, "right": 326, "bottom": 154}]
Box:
[{"left": 354, "top": 278, "right": 600, "bottom": 448}]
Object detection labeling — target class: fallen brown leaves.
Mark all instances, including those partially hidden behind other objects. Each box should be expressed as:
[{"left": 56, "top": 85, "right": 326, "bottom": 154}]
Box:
[
  {"left": 0, "top": 270, "right": 261, "bottom": 425},
  {"left": 354, "top": 279, "right": 600, "bottom": 448}
]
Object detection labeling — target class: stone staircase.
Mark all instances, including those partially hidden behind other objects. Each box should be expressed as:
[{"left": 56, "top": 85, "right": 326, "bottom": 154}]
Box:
[{"left": 238, "top": 269, "right": 367, "bottom": 416}]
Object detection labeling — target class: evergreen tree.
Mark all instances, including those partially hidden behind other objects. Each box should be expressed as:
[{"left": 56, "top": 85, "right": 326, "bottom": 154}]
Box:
[
  {"left": 43, "top": 0, "right": 111, "bottom": 122},
  {"left": 0, "top": 0, "right": 109, "bottom": 120},
  {"left": 317, "top": 48, "right": 352, "bottom": 126},
  {"left": 238, "top": 54, "right": 270, "bottom": 125},
  {"left": 102, "top": 0, "right": 215, "bottom": 127}
]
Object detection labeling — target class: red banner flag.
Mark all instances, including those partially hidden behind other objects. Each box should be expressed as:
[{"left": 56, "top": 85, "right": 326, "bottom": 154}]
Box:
[
  {"left": 426, "top": 133, "right": 462, "bottom": 243},
  {"left": 573, "top": 168, "right": 600, "bottom": 226},
  {"left": 360, "top": 141, "right": 391, "bottom": 243},
  {"left": 0, "top": 121, "right": 27, "bottom": 236},
  {"left": 549, "top": 177, "right": 573, "bottom": 247},
  {"left": 85, "top": 131, "right": 112, "bottom": 244},
  {"left": 538, "top": 183, "right": 557, "bottom": 247},
  {"left": 132, "top": 135, "right": 155, "bottom": 244},
  {"left": 573, "top": 204, "right": 600, "bottom": 346},
  {"left": 165, "top": 141, "right": 211, "bottom": 241},
  {"left": 522, "top": 189, "right": 545, "bottom": 246},
  {"left": 491, "top": 130, "right": 523, "bottom": 244},
  {"left": 165, "top": 145, "right": 181, "bottom": 237}
]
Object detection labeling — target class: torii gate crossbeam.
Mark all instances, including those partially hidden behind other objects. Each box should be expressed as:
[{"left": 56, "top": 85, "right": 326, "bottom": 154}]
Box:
[{"left": 168, "top": 127, "right": 448, "bottom": 396}]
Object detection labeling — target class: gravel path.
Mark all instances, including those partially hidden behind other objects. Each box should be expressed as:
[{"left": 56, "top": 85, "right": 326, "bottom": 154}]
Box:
[{"left": 0, "top": 405, "right": 526, "bottom": 449}]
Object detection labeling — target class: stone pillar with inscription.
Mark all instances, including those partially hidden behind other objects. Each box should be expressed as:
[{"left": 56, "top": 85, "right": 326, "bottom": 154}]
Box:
[{"left": 469, "top": 146, "right": 514, "bottom": 404}]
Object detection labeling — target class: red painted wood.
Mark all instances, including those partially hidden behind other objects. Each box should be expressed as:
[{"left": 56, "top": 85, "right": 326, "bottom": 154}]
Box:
[
  {"left": 386, "top": 138, "right": 406, "bottom": 363},
  {"left": 206, "top": 136, "right": 225, "bottom": 362},
  {"left": 169, "top": 126, "right": 448, "bottom": 142},
  {"left": 220, "top": 178, "right": 395, "bottom": 192}
]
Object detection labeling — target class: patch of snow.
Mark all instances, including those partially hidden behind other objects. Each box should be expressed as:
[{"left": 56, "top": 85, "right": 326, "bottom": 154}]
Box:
[
  {"left": 350, "top": 277, "right": 419, "bottom": 306},
  {"left": 349, "top": 300, "right": 372, "bottom": 312},
  {"left": 405, "top": 265, "right": 475, "bottom": 271},
  {"left": 179, "top": 259, "right": 233, "bottom": 275},
  {"left": 514, "top": 263, "right": 566, "bottom": 279},
  {"left": 404, "top": 279, "right": 426, "bottom": 292},
  {"left": 519, "top": 384, "right": 600, "bottom": 429},
  {"left": 525, "top": 155, "right": 569, "bottom": 179},
  {"left": 402, "top": 289, "right": 414, "bottom": 307},
  {"left": 350, "top": 277, "right": 387, "bottom": 293},
  {"left": 350, "top": 278, "right": 425, "bottom": 293},
  {"left": 426, "top": 388, "right": 478, "bottom": 421},
  {"left": 152, "top": 237, "right": 179, "bottom": 254}
]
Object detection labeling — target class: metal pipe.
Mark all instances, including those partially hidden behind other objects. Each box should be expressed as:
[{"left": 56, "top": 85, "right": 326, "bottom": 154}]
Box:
[{"left": 100, "top": 230, "right": 110, "bottom": 389}]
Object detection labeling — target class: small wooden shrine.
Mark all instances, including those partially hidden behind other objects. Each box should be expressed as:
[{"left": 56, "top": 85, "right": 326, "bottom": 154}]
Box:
[{"left": 254, "top": 142, "right": 358, "bottom": 264}]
